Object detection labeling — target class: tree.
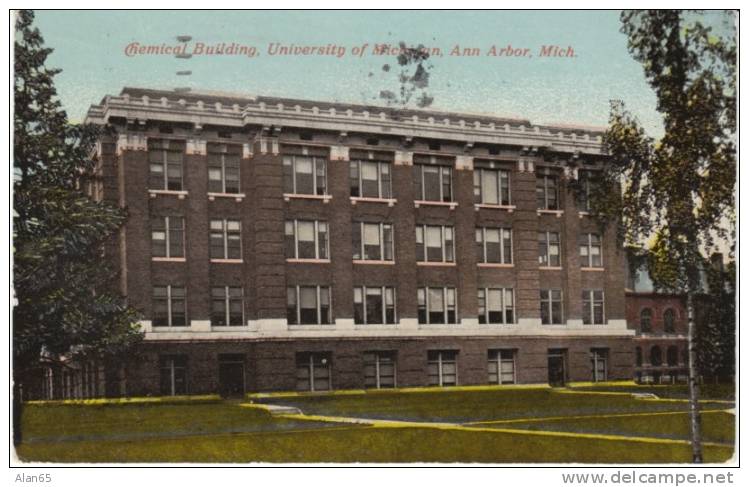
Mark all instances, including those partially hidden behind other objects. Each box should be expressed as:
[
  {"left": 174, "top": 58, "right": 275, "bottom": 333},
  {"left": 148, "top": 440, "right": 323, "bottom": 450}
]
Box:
[
  {"left": 586, "top": 10, "right": 735, "bottom": 463},
  {"left": 13, "top": 10, "right": 142, "bottom": 444}
]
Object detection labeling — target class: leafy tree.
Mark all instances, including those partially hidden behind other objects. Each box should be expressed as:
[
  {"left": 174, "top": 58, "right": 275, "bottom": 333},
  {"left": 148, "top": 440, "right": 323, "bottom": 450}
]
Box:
[
  {"left": 695, "top": 259, "right": 735, "bottom": 381},
  {"left": 584, "top": 10, "right": 735, "bottom": 463},
  {"left": 13, "top": 10, "right": 142, "bottom": 444}
]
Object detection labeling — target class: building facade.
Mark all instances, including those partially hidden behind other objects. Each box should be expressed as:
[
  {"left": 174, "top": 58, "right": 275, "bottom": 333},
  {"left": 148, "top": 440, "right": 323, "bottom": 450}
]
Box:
[{"left": 67, "top": 87, "right": 636, "bottom": 397}]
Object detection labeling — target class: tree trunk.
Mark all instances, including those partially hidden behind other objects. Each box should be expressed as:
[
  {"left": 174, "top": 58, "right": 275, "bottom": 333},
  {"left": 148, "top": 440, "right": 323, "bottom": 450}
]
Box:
[{"left": 686, "top": 291, "right": 703, "bottom": 462}]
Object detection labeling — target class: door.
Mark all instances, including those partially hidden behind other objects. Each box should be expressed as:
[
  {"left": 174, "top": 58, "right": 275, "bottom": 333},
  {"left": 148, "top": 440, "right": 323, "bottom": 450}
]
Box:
[
  {"left": 547, "top": 351, "right": 566, "bottom": 387},
  {"left": 218, "top": 361, "right": 245, "bottom": 397}
]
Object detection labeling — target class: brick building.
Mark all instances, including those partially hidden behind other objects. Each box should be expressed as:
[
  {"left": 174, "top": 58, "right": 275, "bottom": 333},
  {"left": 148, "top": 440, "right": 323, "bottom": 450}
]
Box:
[{"left": 47, "top": 87, "right": 637, "bottom": 397}]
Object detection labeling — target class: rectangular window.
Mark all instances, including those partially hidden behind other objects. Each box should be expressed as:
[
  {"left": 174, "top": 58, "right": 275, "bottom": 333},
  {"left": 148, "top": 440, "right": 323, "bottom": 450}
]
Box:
[
  {"left": 577, "top": 170, "right": 600, "bottom": 211},
  {"left": 540, "top": 289, "right": 563, "bottom": 325},
  {"left": 416, "top": 225, "right": 455, "bottom": 263},
  {"left": 488, "top": 350, "right": 516, "bottom": 384},
  {"left": 210, "top": 286, "right": 244, "bottom": 326},
  {"left": 352, "top": 222, "right": 394, "bottom": 261},
  {"left": 538, "top": 231, "right": 561, "bottom": 267},
  {"left": 208, "top": 146, "right": 241, "bottom": 193},
  {"left": 478, "top": 288, "right": 514, "bottom": 324},
  {"left": 582, "top": 290, "right": 605, "bottom": 325},
  {"left": 159, "top": 355, "right": 188, "bottom": 396},
  {"left": 350, "top": 160, "right": 392, "bottom": 198},
  {"left": 285, "top": 220, "right": 329, "bottom": 260},
  {"left": 416, "top": 164, "right": 452, "bottom": 202},
  {"left": 536, "top": 174, "right": 559, "bottom": 210},
  {"left": 152, "top": 285, "right": 186, "bottom": 327},
  {"left": 283, "top": 155, "right": 327, "bottom": 195},
  {"left": 417, "top": 287, "right": 457, "bottom": 324},
  {"left": 210, "top": 219, "right": 242, "bottom": 260},
  {"left": 364, "top": 351, "right": 396, "bottom": 389},
  {"left": 151, "top": 216, "right": 184, "bottom": 258},
  {"left": 579, "top": 233, "right": 603, "bottom": 267},
  {"left": 427, "top": 350, "right": 458, "bottom": 386},
  {"left": 476, "top": 227, "right": 513, "bottom": 264},
  {"left": 287, "top": 286, "right": 331, "bottom": 325},
  {"left": 354, "top": 286, "right": 396, "bottom": 325},
  {"left": 296, "top": 352, "right": 331, "bottom": 391},
  {"left": 473, "top": 168, "right": 511, "bottom": 205},
  {"left": 591, "top": 348, "right": 608, "bottom": 382},
  {"left": 149, "top": 143, "right": 184, "bottom": 191}
]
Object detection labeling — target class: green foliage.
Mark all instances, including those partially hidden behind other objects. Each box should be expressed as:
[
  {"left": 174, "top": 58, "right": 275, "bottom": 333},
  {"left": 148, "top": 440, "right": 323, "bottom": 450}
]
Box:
[{"left": 695, "top": 261, "right": 735, "bottom": 379}]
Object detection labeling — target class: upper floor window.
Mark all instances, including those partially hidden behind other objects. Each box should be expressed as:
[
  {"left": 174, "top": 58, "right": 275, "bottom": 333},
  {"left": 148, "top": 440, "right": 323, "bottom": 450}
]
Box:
[
  {"left": 476, "top": 227, "right": 512, "bottom": 264},
  {"left": 353, "top": 222, "right": 393, "bottom": 261},
  {"left": 350, "top": 160, "right": 392, "bottom": 199},
  {"left": 577, "top": 170, "right": 600, "bottom": 211},
  {"left": 538, "top": 231, "right": 561, "bottom": 267},
  {"left": 478, "top": 288, "right": 515, "bottom": 324},
  {"left": 207, "top": 145, "right": 241, "bottom": 194},
  {"left": 536, "top": 174, "right": 559, "bottom": 210},
  {"left": 211, "top": 286, "right": 244, "bottom": 326},
  {"left": 149, "top": 141, "right": 184, "bottom": 191},
  {"left": 151, "top": 216, "right": 184, "bottom": 258},
  {"left": 474, "top": 168, "right": 510, "bottom": 205},
  {"left": 582, "top": 290, "right": 605, "bottom": 325},
  {"left": 540, "top": 289, "right": 563, "bottom": 325},
  {"left": 354, "top": 286, "right": 396, "bottom": 324},
  {"left": 416, "top": 225, "right": 454, "bottom": 263},
  {"left": 640, "top": 308, "right": 652, "bottom": 332},
  {"left": 283, "top": 155, "right": 327, "bottom": 195},
  {"left": 417, "top": 287, "right": 457, "bottom": 324},
  {"left": 415, "top": 164, "right": 452, "bottom": 202},
  {"left": 153, "top": 285, "right": 186, "bottom": 327},
  {"left": 579, "top": 233, "right": 603, "bottom": 268},
  {"left": 663, "top": 308, "right": 676, "bottom": 333},
  {"left": 287, "top": 285, "right": 331, "bottom": 325},
  {"left": 285, "top": 220, "right": 329, "bottom": 260},
  {"left": 210, "top": 219, "right": 242, "bottom": 260}
]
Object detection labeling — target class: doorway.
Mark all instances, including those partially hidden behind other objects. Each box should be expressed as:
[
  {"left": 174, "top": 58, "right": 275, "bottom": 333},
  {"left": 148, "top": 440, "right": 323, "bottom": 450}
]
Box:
[
  {"left": 218, "top": 354, "right": 246, "bottom": 397},
  {"left": 547, "top": 349, "right": 567, "bottom": 387}
]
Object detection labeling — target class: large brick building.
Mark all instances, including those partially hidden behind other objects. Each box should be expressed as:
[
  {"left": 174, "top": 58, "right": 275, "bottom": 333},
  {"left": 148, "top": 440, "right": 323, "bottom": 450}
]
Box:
[{"left": 43, "top": 87, "right": 638, "bottom": 398}]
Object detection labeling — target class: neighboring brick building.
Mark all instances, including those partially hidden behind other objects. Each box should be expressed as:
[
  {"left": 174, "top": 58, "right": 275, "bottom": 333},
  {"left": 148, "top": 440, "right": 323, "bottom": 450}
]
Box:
[{"left": 45, "top": 87, "right": 637, "bottom": 397}]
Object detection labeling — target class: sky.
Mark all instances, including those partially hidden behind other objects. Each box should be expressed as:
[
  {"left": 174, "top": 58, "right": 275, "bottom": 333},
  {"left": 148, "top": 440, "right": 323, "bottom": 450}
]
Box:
[{"left": 31, "top": 10, "right": 670, "bottom": 133}]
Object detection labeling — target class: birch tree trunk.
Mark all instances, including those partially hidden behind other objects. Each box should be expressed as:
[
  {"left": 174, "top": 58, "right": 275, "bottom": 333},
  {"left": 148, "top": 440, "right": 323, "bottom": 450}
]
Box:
[{"left": 686, "top": 291, "right": 703, "bottom": 463}]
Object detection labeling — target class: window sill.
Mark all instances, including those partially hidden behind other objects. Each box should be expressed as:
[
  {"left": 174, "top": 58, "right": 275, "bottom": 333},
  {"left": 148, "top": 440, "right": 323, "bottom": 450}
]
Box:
[
  {"left": 211, "top": 325, "right": 249, "bottom": 330},
  {"left": 418, "top": 323, "right": 461, "bottom": 328},
  {"left": 479, "top": 322, "right": 517, "bottom": 326},
  {"left": 150, "top": 326, "right": 191, "bottom": 331},
  {"left": 414, "top": 200, "right": 458, "bottom": 210},
  {"left": 208, "top": 192, "right": 245, "bottom": 202},
  {"left": 286, "top": 258, "right": 331, "bottom": 264},
  {"left": 474, "top": 204, "right": 516, "bottom": 213},
  {"left": 581, "top": 267, "right": 605, "bottom": 272},
  {"left": 353, "top": 259, "right": 395, "bottom": 265},
  {"left": 350, "top": 197, "right": 397, "bottom": 207},
  {"left": 354, "top": 324, "right": 399, "bottom": 329},
  {"left": 149, "top": 189, "right": 188, "bottom": 199},
  {"left": 539, "top": 266, "right": 563, "bottom": 271},
  {"left": 541, "top": 323, "right": 567, "bottom": 327},
  {"left": 283, "top": 193, "right": 332, "bottom": 203},
  {"left": 537, "top": 209, "right": 564, "bottom": 217},
  {"left": 152, "top": 257, "right": 186, "bottom": 263},
  {"left": 477, "top": 263, "right": 514, "bottom": 268},
  {"left": 579, "top": 211, "right": 591, "bottom": 218},
  {"left": 417, "top": 261, "right": 457, "bottom": 267},
  {"left": 210, "top": 259, "right": 244, "bottom": 264},
  {"left": 288, "top": 324, "right": 336, "bottom": 330}
]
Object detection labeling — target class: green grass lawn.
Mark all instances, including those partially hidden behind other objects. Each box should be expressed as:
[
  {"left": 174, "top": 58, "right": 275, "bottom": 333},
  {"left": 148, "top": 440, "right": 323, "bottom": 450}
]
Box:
[{"left": 569, "top": 383, "right": 735, "bottom": 400}]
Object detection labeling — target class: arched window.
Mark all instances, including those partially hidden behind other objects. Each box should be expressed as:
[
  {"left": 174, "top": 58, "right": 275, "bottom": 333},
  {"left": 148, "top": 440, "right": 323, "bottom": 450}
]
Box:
[
  {"left": 650, "top": 346, "right": 662, "bottom": 366},
  {"left": 635, "top": 347, "right": 643, "bottom": 366},
  {"left": 667, "top": 346, "right": 679, "bottom": 366},
  {"left": 664, "top": 308, "right": 676, "bottom": 333},
  {"left": 640, "top": 308, "right": 652, "bottom": 333}
]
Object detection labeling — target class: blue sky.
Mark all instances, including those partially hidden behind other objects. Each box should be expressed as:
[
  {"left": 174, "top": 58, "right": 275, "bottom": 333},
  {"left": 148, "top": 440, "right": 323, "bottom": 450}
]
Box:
[{"left": 33, "top": 10, "right": 665, "bottom": 131}]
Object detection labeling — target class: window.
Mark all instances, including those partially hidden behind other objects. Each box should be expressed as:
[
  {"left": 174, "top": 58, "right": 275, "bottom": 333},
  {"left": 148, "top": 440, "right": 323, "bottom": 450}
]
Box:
[
  {"left": 417, "top": 287, "right": 457, "bottom": 324},
  {"left": 350, "top": 160, "right": 392, "bottom": 198},
  {"left": 283, "top": 155, "right": 327, "bottom": 195},
  {"left": 416, "top": 164, "right": 452, "bottom": 202},
  {"left": 591, "top": 349, "right": 608, "bottom": 382},
  {"left": 488, "top": 350, "right": 516, "bottom": 384},
  {"left": 540, "top": 289, "right": 564, "bottom": 324},
  {"left": 416, "top": 225, "right": 454, "bottom": 263},
  {"left": 364, "top": 351, "right": 396, "bottom": 389},
  {"left": 640, "top": 308, "right": 652, "bottom": 333},
  {"left": 582, "top": 290, "right": 605, "bottom": 325},
  {"left": 211, "top": 286, "right": 244, "bottom": 326},
  {"left": 287, "top": 286, "right": 331, "bottom": 325},
  {"left": 536, "top": 174, "right": 559, "bottom": 210},
  {"left": 579, "top": 233, "right": 603, "bottom": 268},
  {"left": 210, "top": 219, "right": 242, "bottom": 260},
  {"left": 538, "top": 231, "right": 561, "bottom": 267},
  {"left": 160, "top": 355, "right": 188, "bottom": 396},
  {"left": 285, "top": 220, "right": 329, "bottom": 260},
  {"left": 207, "top": 145, "right": 241, "bottom": 193},
  {"left": 650, "top": 346, "right": 663, "bottom": 366},
  {"left": 478, "top": 288, "right": 514, "bottom": 324},
  {"left": 352, "top": 222, "right": 393, "bottom": 261},
  {"left": 474, "top": 168, "right": 510, "bottom": 205},
  {"left": 149, "top": 142, "right": 184, "bottom": 191},
  {"left": 428, "top": 350, "right": 458, "bottom": 386},
  {"left": 151, "top": 216, "right": 184, "bottom": 258},
  {"left": 663, "top": 308, "right": 676, "bottom": 333},
  {"left": 577, "top": 170, "right": 599, "bottom": 211},
  {"left": 296, "top": 352, "right": 331, "bottom": 391},
  {"left": 354, "top": 286, "right": 396, "bottom": 324},
  {"left": 667, "top": 346, "right": 679, "bottom": 366},
  {"left": 476, "top": 227, "right": 512, "bottom": 264},
  {"left": 152, "top": 285, "right": 186, "bottom": 327}
]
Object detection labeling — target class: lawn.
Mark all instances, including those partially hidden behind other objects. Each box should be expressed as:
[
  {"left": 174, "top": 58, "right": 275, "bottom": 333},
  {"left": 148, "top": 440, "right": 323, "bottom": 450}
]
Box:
[{"left": 567, "top": 382, "right": 736, "bottom": 400}]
